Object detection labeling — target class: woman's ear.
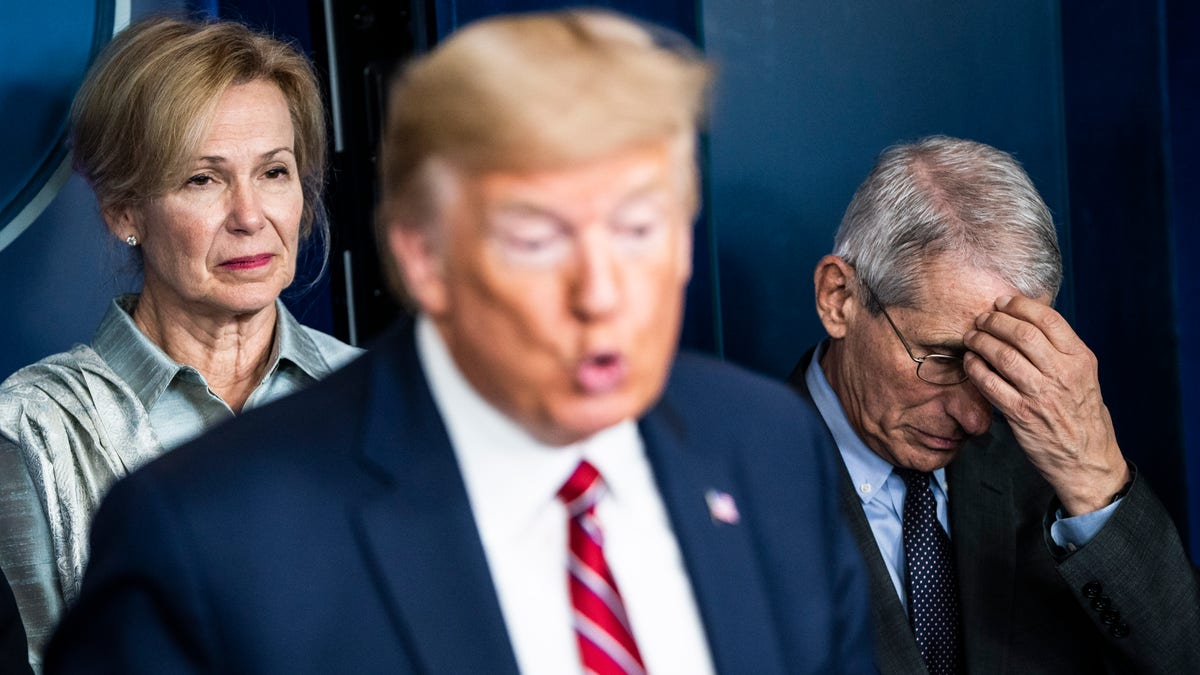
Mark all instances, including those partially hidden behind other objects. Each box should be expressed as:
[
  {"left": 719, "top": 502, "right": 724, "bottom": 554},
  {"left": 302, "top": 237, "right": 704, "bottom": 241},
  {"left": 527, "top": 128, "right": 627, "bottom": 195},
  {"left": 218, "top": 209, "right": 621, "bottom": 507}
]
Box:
[
  {"left": 101, "top": 204, "right": 139, "bottom": 242},
  {"left": 813, "top": 254, "right": 857, "bottom": 339}
]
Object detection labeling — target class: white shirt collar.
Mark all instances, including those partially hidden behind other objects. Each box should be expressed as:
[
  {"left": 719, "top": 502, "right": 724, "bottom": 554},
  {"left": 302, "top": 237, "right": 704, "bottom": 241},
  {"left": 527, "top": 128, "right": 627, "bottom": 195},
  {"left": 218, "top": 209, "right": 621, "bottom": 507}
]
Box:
[{"left": 415, "top": 315, "right": 642, "bottom": 546}]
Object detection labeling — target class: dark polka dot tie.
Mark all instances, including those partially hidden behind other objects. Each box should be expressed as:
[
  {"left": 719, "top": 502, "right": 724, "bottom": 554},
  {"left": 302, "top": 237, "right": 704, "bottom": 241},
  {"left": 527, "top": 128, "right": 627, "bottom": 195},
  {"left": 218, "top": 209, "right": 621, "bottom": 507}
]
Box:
[{"left": 896, "top": 468, "right": 963, "bottom": 675}]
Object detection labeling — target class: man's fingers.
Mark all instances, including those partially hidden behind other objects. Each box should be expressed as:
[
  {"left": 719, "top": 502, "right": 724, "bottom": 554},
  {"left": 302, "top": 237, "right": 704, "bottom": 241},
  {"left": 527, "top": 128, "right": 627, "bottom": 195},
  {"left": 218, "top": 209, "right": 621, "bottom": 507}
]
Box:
[
  {"left": 963, "top": 351, "right": 1021, "bottom": 414},
  {"left": 993, "top": 295, "right": 1085, "bottom": 355},
  {"left": 963, "top": 323, "right": 1045, "bottom": 393},
  {"left": 969, "top": 308, "right": 1057, "bottom": 375}
]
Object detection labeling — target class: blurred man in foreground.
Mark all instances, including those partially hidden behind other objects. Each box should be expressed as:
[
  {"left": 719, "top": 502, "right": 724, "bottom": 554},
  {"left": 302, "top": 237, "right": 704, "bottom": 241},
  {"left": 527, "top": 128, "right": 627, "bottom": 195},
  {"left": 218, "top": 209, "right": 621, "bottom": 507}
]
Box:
[
  {"left": 47, "top": 10, "right": 873, "bottom": 674},
  {"left": 789, "top": 135, "right": 1200, "bottom": 674}
]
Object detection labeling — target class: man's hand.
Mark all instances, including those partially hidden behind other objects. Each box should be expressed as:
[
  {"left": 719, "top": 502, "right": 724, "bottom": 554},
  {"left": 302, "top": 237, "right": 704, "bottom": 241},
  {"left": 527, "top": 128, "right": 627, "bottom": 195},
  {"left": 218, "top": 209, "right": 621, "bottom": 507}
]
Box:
[{"left": 963, "top": 295, "right": 1130, "bottom": 515}]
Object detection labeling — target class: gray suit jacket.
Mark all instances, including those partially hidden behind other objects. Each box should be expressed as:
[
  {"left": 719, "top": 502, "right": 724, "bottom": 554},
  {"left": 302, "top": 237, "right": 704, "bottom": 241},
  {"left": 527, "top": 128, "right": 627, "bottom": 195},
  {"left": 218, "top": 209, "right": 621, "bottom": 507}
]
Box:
[{"left": 788, "top": 351, "right": 1200, "bottom": 674}]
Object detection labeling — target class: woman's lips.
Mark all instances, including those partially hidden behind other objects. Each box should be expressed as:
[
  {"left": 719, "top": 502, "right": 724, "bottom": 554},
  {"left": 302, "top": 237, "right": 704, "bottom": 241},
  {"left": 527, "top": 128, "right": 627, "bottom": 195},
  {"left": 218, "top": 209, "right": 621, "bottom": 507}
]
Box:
[
  {"left": 575, "top": 352, "right": 627, "bottom": 394},
  {"left": 220, "top": 253, "right": 274, "bottom": 270}
]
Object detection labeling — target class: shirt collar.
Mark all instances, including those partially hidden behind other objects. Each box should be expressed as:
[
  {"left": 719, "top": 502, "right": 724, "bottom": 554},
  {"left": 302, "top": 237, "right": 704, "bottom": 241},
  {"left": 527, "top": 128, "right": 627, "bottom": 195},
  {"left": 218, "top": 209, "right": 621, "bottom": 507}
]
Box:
[
  {"left": 92, "top": 293, "right": 334, "bottom": 410},
  {"left": 271, "top": 297, "right": 338, "bottom": 380},
  {"left": 805, "top": 340, "right": 948, "bottom": 503},
  {"left": 415, "top": 315, "right": 642, "bottom": 546},
  {"left": 92, "top": 294, "right": 184, "bottom": 411}
]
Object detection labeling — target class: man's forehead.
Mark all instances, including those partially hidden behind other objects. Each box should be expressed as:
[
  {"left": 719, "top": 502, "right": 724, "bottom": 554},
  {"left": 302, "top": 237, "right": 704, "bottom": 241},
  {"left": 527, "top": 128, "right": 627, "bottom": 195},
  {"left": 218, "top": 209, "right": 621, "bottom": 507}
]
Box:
[
  {"left": 471, "top": 142, "right": 683, "bottom": 206},
  {"left": 914, "top": 258, "right": 1023, "bottom": 305}
]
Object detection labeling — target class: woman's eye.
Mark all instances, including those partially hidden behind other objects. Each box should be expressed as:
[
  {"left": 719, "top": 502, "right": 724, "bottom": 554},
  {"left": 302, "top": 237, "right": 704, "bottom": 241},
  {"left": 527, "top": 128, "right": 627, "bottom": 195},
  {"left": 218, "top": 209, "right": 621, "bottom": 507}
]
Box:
[
  {"left": 264, "top": 166, "right": 290, "bottom": 180},
  {"left": 186, "top": 174, "right": 214, "bottom": 187}
]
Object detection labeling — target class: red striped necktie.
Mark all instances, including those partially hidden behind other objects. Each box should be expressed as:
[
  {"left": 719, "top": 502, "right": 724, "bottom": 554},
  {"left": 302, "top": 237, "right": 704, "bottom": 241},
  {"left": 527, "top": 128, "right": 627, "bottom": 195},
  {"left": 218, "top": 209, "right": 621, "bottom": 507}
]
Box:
[{"left": 558, "top": 461, "right": 647, "bottom": 675}]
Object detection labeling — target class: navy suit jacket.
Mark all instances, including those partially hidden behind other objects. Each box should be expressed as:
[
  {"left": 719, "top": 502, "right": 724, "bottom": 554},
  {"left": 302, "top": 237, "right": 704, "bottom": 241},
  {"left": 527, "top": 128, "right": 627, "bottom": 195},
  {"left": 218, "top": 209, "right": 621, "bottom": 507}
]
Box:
[
  {"left": 0, "top": 566, "right": 31, "bottom": 675},
  {"left": 45, "top": 325, "right": 876, "bottom": 674}
]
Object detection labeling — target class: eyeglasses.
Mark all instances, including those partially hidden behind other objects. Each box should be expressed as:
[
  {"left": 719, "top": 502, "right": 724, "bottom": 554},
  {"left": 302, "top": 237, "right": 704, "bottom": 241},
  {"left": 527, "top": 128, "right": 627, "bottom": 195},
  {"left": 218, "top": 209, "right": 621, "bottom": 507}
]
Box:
[{"left": 863, "top": 283, "right": 968, "bottom": 386}]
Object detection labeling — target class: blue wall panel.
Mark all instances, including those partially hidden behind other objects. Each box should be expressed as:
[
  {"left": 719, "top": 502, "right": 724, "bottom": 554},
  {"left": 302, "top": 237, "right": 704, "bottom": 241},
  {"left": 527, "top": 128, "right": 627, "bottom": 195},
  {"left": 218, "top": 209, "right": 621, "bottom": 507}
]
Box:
[
  {"left": 1060, "top": 0, "right": 1188, "bottom": 546},
  {"left": 702, "top": 0, "right": 1071, "bottom": 378},
  {"left": 1166, "top": 0, "right": 1200, "bottom": 560}
]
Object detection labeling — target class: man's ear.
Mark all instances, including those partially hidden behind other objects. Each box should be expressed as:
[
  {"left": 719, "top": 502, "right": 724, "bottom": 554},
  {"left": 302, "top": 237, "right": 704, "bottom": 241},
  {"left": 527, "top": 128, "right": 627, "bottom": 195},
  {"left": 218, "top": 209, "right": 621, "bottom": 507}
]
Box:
[
  {"left": 386, "top": 221, "right": 448, "bottom": 316},
  {"left": 814, "top": 254, "right": 857, "bottom": 339}
]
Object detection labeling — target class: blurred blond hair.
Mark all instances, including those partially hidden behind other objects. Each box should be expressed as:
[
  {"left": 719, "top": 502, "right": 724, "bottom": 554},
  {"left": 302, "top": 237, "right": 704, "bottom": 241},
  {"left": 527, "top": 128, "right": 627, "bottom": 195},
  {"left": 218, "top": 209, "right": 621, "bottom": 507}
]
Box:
[{"left": 376, "top": 9, "right": 711, "bottom": 299}]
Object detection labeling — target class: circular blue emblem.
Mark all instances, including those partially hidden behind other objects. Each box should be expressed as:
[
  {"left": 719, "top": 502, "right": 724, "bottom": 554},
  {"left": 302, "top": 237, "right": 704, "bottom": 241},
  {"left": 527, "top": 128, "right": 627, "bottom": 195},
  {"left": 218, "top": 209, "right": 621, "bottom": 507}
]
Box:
[{"left": 0, "top": 1, "right": 128, "bottom": 251}]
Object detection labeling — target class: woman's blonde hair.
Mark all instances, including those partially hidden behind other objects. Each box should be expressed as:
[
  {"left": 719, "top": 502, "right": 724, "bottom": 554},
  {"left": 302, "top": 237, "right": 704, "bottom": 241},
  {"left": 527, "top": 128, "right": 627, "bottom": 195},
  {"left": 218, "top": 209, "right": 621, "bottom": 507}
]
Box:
[{"left": 70, "top": 15, "right": 327, "bottom": 240}]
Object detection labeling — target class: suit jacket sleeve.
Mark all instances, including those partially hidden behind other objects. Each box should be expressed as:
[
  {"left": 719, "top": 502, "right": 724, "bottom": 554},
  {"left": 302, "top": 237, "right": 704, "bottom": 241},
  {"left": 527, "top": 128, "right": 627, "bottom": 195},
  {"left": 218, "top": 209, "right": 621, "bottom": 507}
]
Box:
[
  {"left": 43, "top": 470, "right": 218, "bottom": 674},
  {"left": 1050, "top": 471, "right": 1200, "bottom": 672},
  {"left": 0, "top": 564, "right": 32, "bottom": 675}
]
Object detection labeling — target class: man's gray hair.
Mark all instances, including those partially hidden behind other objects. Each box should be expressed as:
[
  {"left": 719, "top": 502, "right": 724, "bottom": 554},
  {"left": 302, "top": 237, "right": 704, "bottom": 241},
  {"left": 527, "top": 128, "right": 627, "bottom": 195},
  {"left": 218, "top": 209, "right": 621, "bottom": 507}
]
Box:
[{"left": 833, "top": 135, "right": 1063, "bottom": 312}]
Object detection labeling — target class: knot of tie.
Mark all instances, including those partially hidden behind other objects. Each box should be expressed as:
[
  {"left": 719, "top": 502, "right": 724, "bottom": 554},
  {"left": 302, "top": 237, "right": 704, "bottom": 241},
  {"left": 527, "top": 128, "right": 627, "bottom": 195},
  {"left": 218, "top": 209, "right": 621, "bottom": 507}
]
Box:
[
  {"left": 558, "top": 460, "right": 605, "bottom": 517},
  {"left": 894, "top": 467, "right": 933, "bottom": 491}
]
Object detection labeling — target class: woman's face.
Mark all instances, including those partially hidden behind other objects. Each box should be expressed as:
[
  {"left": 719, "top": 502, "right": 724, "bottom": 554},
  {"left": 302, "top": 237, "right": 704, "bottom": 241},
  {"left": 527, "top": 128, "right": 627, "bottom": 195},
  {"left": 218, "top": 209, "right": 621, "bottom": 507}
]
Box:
[{"left": 122, "top": 79, "right": 303, "bottom": 321}]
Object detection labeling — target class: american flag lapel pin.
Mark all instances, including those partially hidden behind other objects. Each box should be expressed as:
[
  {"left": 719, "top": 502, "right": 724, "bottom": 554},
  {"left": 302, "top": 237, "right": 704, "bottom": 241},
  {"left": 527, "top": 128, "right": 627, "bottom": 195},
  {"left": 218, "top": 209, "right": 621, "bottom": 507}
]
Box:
[{"left": 705, "top": 489, "right": 740, "bottom": 525}]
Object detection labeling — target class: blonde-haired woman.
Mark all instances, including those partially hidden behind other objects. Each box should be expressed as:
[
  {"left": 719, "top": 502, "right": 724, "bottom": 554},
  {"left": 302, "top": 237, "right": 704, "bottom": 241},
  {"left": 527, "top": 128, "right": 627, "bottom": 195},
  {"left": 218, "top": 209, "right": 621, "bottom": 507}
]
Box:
[{"left": 0, "top": 16, "right": 359, "bottom": 669}]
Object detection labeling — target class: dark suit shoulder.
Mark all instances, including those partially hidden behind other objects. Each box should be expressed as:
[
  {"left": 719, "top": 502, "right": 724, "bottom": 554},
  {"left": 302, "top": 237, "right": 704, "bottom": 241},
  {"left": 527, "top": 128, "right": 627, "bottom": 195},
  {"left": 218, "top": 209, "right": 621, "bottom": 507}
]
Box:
[
  {"left": 662, "top": 351, "right": 828, "bottom": 434},
  {"left": 108, "top": 326, "right": 424, "bottom": 538}
]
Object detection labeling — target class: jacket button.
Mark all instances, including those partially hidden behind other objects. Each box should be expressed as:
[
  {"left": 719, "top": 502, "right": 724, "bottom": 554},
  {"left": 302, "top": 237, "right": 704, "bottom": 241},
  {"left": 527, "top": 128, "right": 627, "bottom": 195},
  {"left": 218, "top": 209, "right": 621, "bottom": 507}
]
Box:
[
  {"left": 1082, "top": 581, "right": 1103, "bottom": 598},
  {"left": 1091, "top": 595, "right": 1112, "bottom": 611},
  {"left": 1111, "top": 622, "right": 1130, "bottom": 639},
  {"left": 1100, "top": 609, "right": 1120, "bottom": 626}
]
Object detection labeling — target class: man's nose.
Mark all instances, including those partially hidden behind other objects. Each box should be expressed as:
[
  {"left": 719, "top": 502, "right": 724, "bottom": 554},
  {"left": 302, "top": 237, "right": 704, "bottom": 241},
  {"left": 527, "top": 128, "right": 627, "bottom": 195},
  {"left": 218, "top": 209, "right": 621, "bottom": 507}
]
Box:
[
  {"left": 571, "top": 233, "right": 621, "bottom": 320},
  {"left": 945, "top": 380, "right": 994, "bottom": 436}
]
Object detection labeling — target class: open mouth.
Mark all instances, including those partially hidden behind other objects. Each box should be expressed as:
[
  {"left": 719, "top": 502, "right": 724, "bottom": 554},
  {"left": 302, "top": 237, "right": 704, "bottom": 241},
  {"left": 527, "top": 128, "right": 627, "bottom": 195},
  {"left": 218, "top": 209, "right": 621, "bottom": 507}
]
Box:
[{"left": 575, "top": 352, "right": 627, "bottom": 394}]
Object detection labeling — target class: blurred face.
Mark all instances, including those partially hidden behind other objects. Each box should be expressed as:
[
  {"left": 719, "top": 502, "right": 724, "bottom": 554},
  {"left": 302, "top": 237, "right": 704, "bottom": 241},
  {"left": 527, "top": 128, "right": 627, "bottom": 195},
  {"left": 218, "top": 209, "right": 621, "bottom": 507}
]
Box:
[
  {"left": 822, "top": 257, "right": 1047, "bottom": 471},
  {"left": 117, "top": 79, "right": 302, "bottom": 320},
  {"left": 393, "top": 139, "right": 695, "bottom": 446}
]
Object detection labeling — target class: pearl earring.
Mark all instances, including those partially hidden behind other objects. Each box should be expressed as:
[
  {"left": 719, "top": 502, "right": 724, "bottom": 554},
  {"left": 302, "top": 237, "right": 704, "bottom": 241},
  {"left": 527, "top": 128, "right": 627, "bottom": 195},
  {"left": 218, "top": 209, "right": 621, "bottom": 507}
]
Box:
[{"left": 125, "top": 235, "right": 138, "bottom": 247}]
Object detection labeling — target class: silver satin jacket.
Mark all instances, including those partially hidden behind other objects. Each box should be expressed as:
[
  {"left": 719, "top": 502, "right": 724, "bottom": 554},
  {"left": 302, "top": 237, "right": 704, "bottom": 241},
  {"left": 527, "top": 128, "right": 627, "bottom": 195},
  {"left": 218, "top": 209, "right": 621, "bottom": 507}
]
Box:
[{"left": 0, "top": 295, "right": 361, "bottom": 670}]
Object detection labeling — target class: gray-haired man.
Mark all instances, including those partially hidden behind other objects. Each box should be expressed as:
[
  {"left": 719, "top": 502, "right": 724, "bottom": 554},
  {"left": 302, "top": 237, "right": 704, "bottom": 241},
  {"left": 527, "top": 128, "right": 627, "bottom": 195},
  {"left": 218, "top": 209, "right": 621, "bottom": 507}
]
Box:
[{"left": 788, "top": 135, "right": 1199, "bottom": 674}]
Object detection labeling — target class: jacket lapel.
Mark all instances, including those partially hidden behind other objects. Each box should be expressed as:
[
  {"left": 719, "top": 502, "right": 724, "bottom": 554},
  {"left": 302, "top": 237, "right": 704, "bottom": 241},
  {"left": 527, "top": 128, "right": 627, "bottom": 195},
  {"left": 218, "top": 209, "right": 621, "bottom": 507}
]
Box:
[
  {"left": 788, "top": 348, "right": 925, "bottom": 674},
  {"left": 834, "top": 458, "right": 927, "bottom": 674},
  {"left": 352, "top": 326, "right": 520, "bottom": 675},
  {"left": 638, "top": 397, "right": 788, "bottom": 675}
]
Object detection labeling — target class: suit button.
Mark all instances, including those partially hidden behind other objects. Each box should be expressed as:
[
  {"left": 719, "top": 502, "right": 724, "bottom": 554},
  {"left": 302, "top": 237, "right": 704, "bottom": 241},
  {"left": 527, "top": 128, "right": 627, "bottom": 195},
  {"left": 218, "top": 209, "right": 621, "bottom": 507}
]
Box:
[
  {"left": 1100, "top": 609, "right": 1120, "bottom": 625},
  {"left": 1082, "top": 581, "right": 1103, "bottom": 598},
  {"left": 1091, "top": 595, "right": 1112, "bottom": 611},
  {"left": 1111, "top": 622, "right": 1130, "bottom": 639}
]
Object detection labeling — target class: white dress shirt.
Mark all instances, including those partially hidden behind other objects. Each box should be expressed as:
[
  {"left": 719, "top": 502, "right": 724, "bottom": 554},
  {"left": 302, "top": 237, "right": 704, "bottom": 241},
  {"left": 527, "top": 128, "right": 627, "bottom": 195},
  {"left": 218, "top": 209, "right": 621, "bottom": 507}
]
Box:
[{"left": 417, "top": 316, "right": 715, "bottom": 675}]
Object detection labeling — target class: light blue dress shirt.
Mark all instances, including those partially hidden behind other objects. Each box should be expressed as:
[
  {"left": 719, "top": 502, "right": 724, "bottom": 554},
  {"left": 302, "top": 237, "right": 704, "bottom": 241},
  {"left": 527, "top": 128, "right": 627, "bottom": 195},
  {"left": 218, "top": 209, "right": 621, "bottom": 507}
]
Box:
[{"left": 804, "top": 342, "right": 1119, "bottom": 608}]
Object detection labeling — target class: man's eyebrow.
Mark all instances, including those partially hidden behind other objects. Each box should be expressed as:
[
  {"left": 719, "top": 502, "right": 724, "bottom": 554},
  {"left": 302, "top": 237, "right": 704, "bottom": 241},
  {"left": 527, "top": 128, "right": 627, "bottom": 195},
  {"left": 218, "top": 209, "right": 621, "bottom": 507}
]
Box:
[
  {"left": 922, "top": 338, "right": 967, "bottom": 355},
  {"left": 493, "top": 201, "right": 555, "bottom": 216},
  {"left": 905, "top": 323, "right": 967, "bottom": 354}
]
